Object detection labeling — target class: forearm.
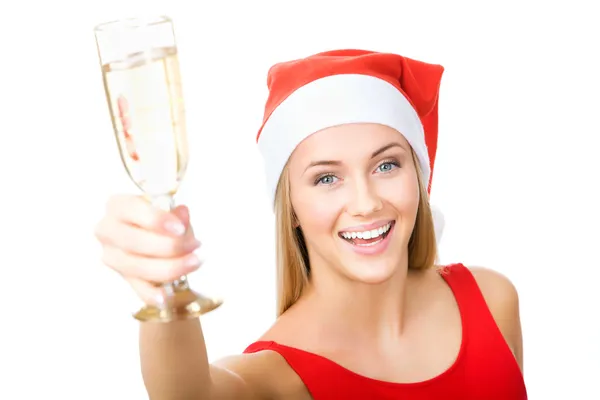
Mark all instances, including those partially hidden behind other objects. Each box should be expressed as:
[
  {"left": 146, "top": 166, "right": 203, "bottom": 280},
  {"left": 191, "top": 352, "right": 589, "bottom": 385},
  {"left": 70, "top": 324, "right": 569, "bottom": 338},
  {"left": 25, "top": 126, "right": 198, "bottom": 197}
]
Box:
[{"left": 139, "top": 318, "right": 212, "bottom": 400}]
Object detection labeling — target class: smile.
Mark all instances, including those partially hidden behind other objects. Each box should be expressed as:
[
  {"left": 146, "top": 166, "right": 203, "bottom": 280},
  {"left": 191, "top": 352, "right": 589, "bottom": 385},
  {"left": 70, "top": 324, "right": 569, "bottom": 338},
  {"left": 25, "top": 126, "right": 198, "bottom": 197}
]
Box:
[{"left": 339, "top": 221, "right": 394, "bottom": 247}]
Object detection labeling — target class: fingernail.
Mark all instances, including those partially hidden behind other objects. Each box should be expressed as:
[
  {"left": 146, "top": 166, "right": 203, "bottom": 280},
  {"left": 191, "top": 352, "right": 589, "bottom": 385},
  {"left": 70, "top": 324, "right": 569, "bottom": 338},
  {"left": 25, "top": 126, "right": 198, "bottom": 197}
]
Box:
[
  {"left": 165, "top": 221, "right": 185, "bottom": 236},
  {"left": 184, "top": 253, "right": 200, "bottom": 269},
  {"left": 186, "top": 239, "right": 201, "bottom": 250}
]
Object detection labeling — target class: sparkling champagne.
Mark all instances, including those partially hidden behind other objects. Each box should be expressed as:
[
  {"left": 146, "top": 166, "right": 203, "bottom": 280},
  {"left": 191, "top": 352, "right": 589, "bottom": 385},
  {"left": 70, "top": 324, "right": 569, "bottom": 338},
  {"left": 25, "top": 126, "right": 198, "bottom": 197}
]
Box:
[{"left": 101, "top": 46, "right": 188, "bottom": 197}]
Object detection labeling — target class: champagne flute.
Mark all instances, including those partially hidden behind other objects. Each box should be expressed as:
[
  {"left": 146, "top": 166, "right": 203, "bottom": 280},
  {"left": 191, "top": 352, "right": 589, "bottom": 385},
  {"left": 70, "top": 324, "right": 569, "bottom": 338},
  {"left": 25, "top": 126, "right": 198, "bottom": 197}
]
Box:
[{"left": 94, "top": 16, "right": 223, "bottom": 322}]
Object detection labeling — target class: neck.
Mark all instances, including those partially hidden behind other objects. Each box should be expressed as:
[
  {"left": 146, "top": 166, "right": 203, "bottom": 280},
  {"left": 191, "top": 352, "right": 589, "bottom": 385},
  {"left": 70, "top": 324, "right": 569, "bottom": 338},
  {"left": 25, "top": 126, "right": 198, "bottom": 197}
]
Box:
[{"left": 301, "top": 255, "right": 411, "bottom": 347}]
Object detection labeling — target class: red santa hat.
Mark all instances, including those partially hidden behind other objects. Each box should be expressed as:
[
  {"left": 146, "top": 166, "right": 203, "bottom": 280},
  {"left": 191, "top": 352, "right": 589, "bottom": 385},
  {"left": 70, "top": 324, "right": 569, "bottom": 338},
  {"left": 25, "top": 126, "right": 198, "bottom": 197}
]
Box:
[{"left": 256, "top": 49, "right": 445, "bottom": 242}]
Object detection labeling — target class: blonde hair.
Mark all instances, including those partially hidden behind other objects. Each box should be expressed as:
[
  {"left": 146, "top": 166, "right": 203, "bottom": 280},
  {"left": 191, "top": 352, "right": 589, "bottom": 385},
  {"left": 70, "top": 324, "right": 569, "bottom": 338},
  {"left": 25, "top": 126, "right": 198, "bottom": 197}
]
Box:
[{"left": 273, "top": 150, "right": 438, "bottom": 316}]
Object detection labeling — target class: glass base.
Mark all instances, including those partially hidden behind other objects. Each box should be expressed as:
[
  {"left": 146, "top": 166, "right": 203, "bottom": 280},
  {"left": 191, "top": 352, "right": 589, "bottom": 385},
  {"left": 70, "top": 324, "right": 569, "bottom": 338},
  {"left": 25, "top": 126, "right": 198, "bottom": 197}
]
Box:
[{"left": 134, "top": 288, "right": 223, "bottom": 322}]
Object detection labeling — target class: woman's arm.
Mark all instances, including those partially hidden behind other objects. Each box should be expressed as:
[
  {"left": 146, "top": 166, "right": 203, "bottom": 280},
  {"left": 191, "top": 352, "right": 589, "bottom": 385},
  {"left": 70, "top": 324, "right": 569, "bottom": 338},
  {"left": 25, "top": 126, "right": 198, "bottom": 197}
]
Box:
[
  {"left": 139, "top": 319, "right": 263, "bottom": 400},
  {"left": 140, "top": 320, "right": 300, "bottom": 400}
]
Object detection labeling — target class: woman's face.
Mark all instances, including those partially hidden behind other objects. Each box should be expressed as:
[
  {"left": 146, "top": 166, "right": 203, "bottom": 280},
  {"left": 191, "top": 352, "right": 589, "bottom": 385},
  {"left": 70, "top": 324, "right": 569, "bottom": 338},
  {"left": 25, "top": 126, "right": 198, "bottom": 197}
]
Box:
[{"left": 287, "top": 123, "right": 421, "bottom": 284}]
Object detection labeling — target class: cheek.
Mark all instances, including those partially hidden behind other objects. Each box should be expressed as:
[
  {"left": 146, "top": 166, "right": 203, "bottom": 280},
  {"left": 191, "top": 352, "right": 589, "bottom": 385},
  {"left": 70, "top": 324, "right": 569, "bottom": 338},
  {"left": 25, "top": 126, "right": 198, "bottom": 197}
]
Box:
[
  {"left": 381, "top": 174, "right": 420, "bottom": 214},
  {"left": 292, "top": 191, "right": 342, "bottom": 236}
]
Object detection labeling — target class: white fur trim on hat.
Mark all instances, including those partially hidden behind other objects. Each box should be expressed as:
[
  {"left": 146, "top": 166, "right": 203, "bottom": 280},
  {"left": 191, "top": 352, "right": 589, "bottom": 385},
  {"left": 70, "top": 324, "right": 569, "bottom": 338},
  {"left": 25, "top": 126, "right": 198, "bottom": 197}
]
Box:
[
  {"left": 430, "top": 204, "right": 445, "bottom": 243},
  {"left": 258, "top": 74, "right": 431, "bottom": 204}
]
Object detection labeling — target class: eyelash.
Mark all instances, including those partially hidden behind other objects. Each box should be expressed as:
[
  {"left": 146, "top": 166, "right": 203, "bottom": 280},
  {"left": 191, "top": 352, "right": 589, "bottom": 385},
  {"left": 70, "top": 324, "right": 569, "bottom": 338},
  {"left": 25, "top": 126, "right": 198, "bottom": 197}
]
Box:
[{"left": 313, "top": 159, "right": 401, "bottom": 186}]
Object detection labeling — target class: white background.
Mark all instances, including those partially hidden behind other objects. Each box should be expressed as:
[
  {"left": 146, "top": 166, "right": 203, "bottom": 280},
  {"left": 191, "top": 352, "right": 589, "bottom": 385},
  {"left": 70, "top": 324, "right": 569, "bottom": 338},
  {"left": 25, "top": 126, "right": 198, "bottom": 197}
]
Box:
[{"left": 0, "top": 1, "right": 598, "bottom": 399}]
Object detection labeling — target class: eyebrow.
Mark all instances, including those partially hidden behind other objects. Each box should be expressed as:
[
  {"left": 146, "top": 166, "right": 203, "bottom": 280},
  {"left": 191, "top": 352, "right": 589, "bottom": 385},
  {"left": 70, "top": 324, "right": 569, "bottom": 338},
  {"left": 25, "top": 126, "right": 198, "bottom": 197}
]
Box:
[
  {"left": 303, "top": 142, "right": 406, "bottom": 174},
  {"left": 371, "top": 142, "right": 405, "bottom": 158}
]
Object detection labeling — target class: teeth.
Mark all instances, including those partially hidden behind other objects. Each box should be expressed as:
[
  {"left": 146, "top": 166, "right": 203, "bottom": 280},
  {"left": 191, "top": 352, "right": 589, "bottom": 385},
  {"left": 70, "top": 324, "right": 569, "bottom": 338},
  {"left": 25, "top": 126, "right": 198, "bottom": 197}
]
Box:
[{"left": 340, "top": 222, "right": 392, "bottom": 240}]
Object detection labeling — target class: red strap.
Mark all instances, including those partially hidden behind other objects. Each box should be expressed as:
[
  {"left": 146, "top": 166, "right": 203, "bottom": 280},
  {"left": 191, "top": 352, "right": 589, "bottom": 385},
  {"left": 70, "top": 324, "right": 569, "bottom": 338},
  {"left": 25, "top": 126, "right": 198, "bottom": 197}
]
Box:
[
  {"left": 440, "top": 263, "right": 505, "bottom": 342},
  {"left": 439, "top": 263, "right": 485, "bottom": 329}
]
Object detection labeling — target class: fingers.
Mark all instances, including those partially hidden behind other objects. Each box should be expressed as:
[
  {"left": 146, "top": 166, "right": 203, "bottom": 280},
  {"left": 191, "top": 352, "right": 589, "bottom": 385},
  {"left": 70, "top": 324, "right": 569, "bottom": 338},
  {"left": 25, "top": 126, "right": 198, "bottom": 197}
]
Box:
[
  {"left": 95, "top": 217, "right": 200, "bottom": 258},
  {"left": 102, "top": 244, "right": 202, "bottom": 283},
  {"left": 105, "top": 195, "right": 186, "bottom": 237},
  {"left": 172, "top": 205, "right": 191, "bottom": 228}
]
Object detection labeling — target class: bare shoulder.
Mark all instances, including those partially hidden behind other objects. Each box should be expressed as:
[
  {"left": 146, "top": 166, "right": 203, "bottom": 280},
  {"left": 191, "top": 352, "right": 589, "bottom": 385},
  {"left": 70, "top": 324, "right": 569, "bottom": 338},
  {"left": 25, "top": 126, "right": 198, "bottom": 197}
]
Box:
[
  {"left": 467, "top": 266, "right": 524, "bottom": 371},
  {"left": 209, "top": 350, "right": 309, "bottom": 400},
  {"left": 468, "top": 266, "right": 520, "bottom": 308}
]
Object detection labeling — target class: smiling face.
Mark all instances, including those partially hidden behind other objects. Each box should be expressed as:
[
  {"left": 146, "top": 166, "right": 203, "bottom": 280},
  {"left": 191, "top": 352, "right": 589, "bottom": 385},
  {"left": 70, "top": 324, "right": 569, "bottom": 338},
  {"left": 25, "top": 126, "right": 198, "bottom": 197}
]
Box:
[{"left": 287, "top": 123, "right": 422, "bottom": 284}]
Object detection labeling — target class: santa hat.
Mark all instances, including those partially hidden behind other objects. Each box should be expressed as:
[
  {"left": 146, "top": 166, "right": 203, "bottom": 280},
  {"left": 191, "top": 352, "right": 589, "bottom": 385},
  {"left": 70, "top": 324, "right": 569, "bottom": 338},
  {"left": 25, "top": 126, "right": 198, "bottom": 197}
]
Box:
[{"left": 256, "top": 49, "right": 445, "bottom": 242}]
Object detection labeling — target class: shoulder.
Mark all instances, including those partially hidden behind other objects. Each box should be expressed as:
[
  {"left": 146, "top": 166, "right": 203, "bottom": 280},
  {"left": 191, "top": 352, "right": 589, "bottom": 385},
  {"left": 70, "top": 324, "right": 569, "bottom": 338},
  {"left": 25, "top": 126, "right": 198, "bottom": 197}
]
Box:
[
  {"left": 466, "top": 266, "right": 524, "bottom": 370},
  {"left": 211, "top": 348, "right": 309, "bottom": 400},
  {"left": 438, "top": 264, "right": 520, "bottom": 309},
  {"left": 467, "top": 266, "right": 520, "bottom": 307}
]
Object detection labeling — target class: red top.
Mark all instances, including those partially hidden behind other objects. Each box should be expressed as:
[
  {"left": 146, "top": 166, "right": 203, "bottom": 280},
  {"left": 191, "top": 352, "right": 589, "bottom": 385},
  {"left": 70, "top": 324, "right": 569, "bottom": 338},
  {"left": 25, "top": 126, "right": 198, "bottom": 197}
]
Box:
[{"left": 244, "top": 263, "right": 527, "bottom": 399}]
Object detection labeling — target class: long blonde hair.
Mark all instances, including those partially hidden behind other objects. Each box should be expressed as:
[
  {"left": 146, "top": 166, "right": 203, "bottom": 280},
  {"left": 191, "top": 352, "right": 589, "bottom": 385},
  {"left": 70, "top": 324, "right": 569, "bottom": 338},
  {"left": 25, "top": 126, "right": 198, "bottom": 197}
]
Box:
[{"left": 273, "top": 150, "right": 438, "bottom": 316}]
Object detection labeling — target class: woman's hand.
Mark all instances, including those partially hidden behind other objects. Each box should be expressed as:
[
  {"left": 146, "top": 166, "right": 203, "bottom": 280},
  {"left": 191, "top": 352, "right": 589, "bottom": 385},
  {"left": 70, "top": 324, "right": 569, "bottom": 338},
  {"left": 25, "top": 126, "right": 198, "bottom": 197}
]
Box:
[{"left": 94, "top": 194, "right": 202, "bottom": 304}]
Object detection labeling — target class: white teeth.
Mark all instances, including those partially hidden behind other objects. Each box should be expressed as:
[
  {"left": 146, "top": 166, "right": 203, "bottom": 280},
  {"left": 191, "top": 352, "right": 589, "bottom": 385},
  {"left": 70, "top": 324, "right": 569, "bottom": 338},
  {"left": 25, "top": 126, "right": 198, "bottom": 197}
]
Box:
[{"left": 340, "top": 222, "right": 392, "bottom": 241}]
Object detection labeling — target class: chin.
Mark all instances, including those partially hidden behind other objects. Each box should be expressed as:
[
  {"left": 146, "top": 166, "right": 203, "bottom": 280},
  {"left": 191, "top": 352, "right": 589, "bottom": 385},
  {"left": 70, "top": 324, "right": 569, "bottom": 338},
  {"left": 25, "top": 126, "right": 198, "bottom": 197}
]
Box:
[{"left": 342, "top": 261, "right": 399, "bottom": 285}]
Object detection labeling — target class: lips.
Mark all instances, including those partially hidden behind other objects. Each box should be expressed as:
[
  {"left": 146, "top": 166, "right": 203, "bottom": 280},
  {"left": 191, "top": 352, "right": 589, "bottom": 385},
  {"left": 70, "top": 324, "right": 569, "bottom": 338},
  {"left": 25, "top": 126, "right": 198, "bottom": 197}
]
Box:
[{"left": 339, "top": 221, "right": 395, "bottom": 246}]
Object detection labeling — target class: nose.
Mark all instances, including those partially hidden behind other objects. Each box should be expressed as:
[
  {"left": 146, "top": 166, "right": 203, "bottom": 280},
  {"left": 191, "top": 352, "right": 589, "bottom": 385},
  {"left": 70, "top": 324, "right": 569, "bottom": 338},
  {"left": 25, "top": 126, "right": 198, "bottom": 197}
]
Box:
[{"left": 346, "top": 177, "right": 383, "bottom": 217}]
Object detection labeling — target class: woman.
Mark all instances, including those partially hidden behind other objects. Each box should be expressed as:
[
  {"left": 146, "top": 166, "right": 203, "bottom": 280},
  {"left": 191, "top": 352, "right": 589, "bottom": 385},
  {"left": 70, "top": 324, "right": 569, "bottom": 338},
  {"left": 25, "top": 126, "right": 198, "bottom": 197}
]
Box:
[{"left": 95, "top": 50, "right": 527, "bottom": 399}]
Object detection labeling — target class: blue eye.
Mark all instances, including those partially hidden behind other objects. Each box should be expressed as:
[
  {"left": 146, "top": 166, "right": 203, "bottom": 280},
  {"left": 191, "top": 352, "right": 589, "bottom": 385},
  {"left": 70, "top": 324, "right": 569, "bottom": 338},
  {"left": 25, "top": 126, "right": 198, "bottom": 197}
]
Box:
[
  {"left": 316, "top": 174, "right": 338, "bottom": 185},
  {"left": 376, "top": 161, "right": 399, "bottom": 173}
]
